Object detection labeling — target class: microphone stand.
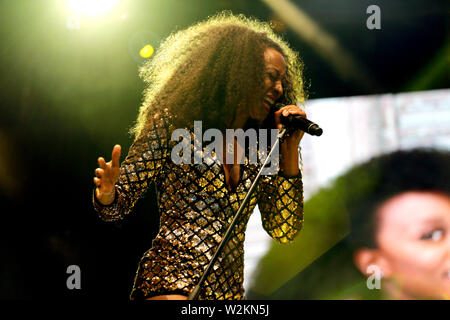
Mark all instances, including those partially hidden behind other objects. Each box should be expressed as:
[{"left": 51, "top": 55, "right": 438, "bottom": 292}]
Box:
[{"left": 188, "top": 127, "right": 288, "bottom": 300}]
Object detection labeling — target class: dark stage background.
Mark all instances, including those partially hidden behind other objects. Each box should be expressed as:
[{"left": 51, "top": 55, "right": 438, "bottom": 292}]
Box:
[{"left": 0, "top": 0, "right": 448, "bottom": 299}]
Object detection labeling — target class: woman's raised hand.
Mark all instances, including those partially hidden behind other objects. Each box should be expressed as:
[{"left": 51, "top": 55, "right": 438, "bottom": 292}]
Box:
[
  {"left": 274, "top": 105, "right": 306, "bottom": 146},
  {"left": 93, "top": 144, "right": 121, "bottom": 205}
]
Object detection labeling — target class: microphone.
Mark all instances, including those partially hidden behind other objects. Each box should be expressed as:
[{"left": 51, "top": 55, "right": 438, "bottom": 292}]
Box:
[{"left": 274, "top": 103, "right": 323, "bottom": 136}]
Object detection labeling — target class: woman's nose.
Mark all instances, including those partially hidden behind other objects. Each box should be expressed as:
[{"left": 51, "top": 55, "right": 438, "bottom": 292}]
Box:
[{"left": 274, "top": 80, "right": 283, "bottom": 96}]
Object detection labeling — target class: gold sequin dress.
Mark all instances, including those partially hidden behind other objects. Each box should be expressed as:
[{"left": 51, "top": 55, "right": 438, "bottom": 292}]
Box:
[{"left": 92, "top": 109, "right": 304, "bottom": 300}]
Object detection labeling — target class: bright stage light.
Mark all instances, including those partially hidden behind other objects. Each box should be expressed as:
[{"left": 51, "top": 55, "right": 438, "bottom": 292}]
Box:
[
  {"left": 139, "top": 45, "right": 154, "bottom": 58},
  {"left": 66, "top": 0, "right": 119, "bottom": 17}
]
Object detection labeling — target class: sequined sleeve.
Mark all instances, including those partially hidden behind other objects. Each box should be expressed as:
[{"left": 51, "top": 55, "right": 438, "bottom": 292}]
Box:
[
  {"left": 257, "top": 148, "right": 304, "bottom": 244},
  {"left": 92, "top": 110, "right": 172, "bottom": 222}
]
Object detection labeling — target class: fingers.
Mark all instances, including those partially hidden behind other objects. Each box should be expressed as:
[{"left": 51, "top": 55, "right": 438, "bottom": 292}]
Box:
[
  {"left": 111, "top": 144, "right": 121, "bottom": 168},
  {"left": 94, "top": 168, "right": 104, "bottom": 178},
  {"left": 278, "top": 105, "right": 306, "bottom": 118},
  {"left": 94, "top": 170, "right": 103, "bottom": 189},
  {"left": 98, "top": 157, "right": 107, "bottom": 169},
  {"left": 94, "top": 144, "right": 121, "bottom": 190},
  {"left": 274, "top": 106, "right": 306, "bottom": 119},
  {"left": 274, "top": 105, "right": 307, "bottom": 131},
  {"left": 97, "top": 144, "right": 121, "bottom": 169}
]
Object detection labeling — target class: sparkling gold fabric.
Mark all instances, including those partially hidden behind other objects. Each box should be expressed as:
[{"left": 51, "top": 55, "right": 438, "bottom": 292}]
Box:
[{"left": 92, "top": 108, "right": 304, "bottom": 300}]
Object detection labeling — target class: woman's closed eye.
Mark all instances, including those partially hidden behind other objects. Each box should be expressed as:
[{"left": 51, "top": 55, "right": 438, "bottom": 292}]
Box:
[
  {"left": 266, "top": 71, "right": 278, "bottom": 82},
  {"left": 266, "top": 71, "right": 287, "bottom": 87}
]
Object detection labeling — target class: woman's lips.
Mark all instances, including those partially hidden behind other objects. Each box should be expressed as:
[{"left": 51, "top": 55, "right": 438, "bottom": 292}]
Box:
[
  {"left": 263, "top": 96, "right": 275, "bottom": 112},
  {"left": 265, "top": 96, "right": 275, "bottom": 104}
]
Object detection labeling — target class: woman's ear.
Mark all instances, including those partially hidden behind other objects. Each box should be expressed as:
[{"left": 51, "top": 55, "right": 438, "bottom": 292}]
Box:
[{"left": 353, "top": 248, "right": 393, "bottom": 278}]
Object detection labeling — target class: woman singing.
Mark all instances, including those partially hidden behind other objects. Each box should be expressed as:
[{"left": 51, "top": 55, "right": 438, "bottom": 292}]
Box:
[{"left": 92, "top": 12, "right": 307, "bottom": 300}]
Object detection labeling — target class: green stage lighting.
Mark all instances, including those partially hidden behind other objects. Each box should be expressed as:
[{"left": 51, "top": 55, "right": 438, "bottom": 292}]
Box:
[{"left": 65, "top": 0, "right": 119, "bottom": 17}]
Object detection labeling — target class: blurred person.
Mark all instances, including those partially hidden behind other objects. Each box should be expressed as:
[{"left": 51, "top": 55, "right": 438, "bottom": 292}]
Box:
[
  {"left": 91, "top": 12, "right": 307, "bottom": 300},
  {"left": 250, "top": 148, "right": 449, "bottom": 300},
  {"left": 348, "top": 149, "right": 450, "bottom": 300}
]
